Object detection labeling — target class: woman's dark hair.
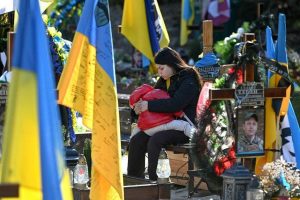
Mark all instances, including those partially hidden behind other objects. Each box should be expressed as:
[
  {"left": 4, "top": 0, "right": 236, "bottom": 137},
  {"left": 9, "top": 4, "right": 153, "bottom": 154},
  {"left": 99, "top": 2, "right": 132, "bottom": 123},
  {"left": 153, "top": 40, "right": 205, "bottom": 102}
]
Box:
[{"left": 154, "top": 47, "right": 201, "bottom": 86}]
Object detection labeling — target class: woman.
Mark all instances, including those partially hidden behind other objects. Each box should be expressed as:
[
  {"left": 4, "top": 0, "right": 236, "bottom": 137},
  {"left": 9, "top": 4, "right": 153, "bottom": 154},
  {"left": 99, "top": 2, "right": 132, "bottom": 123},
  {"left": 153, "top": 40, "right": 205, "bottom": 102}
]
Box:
[{"left": 127, "top": 47, "right": 201, "bottom": 181}]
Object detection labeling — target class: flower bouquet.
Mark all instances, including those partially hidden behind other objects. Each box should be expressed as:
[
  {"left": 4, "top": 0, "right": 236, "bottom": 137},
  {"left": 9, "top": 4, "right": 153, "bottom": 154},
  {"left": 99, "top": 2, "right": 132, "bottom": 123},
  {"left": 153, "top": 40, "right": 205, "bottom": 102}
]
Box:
[{"left": 260, "top": 158, "right": 300, "bottom": 198}]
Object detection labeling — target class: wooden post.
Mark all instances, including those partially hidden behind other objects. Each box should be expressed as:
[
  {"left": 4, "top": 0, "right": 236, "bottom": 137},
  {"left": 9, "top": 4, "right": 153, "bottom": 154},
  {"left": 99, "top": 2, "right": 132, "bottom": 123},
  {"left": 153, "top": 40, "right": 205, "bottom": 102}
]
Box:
[
  {"left": 243, "top": 33, "right": 255, "bottom": 82},
  {"left": 257, "top": 3, "right": 263, "bottom": 19},
  {"left": 7, "top": 32, "right": 15, "bottom": 71},
  {"left": 202, "top": 20, "right": 213, "bottom": 54}
]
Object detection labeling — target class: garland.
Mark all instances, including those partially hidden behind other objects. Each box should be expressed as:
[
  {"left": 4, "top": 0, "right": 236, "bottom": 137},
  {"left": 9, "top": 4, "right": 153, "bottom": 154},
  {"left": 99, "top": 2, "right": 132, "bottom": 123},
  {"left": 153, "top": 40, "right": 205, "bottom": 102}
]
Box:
[
  {"left": 43, "top": 15, "right": 77, "bottom": 143},
  {"left": 43, "top": 15, "right": 71, "bottom": 76}
]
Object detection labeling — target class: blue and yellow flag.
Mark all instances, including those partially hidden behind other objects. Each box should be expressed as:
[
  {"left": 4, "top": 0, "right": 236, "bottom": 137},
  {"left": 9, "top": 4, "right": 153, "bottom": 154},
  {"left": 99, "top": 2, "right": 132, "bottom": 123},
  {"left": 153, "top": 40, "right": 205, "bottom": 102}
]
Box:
[
  {"left": 121, "top": 0, "right": 169, "bottom": 71},
  {"left": 255, "top": 26, "right": 277, "bottom": 174},
  {"left": 273, "top": 14, "right": 291, "bottom": 116},
  {"left": 58, "top": 0, "right": 124, "bottom": 199},
  {"left": 275, "top": 14, "right": 299, "bottom": 168},
  {"left": 180, "top": 0, "right": 194, "bottom": 46},
  {"left": 0, "top": 0, "right": 73, "bottom": 199}
]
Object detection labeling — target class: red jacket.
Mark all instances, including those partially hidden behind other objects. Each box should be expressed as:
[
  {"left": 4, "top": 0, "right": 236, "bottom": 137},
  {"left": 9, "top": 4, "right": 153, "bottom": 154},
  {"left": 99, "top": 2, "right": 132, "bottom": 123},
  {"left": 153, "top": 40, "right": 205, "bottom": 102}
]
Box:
[{"left": 129, "top": 84, "right": 182, "bottom": 130}]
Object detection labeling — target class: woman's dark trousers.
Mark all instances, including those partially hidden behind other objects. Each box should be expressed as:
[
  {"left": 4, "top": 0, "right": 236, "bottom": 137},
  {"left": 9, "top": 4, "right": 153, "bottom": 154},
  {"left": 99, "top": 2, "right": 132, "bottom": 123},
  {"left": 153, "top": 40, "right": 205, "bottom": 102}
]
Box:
[{"left": 127, "top": 130, "right": 189, "bottom": 180}]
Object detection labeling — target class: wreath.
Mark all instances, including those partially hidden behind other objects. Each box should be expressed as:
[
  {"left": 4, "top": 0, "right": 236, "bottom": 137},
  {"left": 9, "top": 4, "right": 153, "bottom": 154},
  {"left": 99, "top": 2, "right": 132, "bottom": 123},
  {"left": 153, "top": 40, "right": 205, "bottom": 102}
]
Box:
[{"left": 190, "top": 71, "right": 236, "bottom": 194}]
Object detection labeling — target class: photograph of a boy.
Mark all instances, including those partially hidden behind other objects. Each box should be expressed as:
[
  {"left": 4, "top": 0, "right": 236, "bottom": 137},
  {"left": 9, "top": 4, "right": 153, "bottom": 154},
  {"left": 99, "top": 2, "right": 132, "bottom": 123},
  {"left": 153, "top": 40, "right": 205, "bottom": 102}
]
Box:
[{"left": 237, "top": 111, "right": 264, "bottom": 154}]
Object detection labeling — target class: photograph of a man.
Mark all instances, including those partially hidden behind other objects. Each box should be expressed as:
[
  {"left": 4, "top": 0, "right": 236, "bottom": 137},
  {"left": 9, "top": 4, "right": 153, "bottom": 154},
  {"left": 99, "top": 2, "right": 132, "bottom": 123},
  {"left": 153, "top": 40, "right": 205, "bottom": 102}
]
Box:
[{"left": 237, "top": 110, "right": 264, "bottom": 156}]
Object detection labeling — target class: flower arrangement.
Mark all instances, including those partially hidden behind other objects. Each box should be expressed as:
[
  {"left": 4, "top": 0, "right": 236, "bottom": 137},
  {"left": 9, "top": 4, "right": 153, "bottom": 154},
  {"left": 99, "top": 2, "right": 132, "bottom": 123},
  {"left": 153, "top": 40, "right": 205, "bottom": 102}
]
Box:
[
  {"left": 214, "top": 23, "right": 249, "bottom": 65},
  {"left": 288, "top": 48, "right": 300, "bottom": 83},
  {"left": 260, "top": 158, "right": 300, "bottom": 198}
]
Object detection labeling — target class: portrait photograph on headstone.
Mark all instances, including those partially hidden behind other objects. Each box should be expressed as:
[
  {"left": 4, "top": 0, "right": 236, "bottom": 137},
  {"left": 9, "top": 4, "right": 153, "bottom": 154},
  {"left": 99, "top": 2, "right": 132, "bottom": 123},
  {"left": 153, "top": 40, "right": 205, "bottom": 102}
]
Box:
[{"left": 236, "top": 107, "right": 265, "bottom": 157}]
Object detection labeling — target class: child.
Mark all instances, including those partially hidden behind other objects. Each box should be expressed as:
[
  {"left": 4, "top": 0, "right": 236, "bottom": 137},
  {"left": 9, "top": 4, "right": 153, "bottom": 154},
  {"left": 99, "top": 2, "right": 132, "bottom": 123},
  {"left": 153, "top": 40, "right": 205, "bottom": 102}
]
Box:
[{"left": 129, "top": 84, "right": 196, "bottom": 138}]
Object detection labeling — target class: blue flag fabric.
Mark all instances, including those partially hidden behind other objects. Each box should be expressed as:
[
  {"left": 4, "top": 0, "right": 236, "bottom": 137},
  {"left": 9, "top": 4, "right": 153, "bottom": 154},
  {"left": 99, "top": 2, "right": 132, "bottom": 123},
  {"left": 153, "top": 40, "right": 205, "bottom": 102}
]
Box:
[
  {"left": 183, "top": 0, "right": 192, "bottom": 20},
  {"left": 273, "top": 13, "right": 291, "bottom": 116},
  {"left": 145, "top": 0, "right": 160, "bottom": 55},
  {"left": 265, "top": 26, "right": 275, "bottom": 85}
]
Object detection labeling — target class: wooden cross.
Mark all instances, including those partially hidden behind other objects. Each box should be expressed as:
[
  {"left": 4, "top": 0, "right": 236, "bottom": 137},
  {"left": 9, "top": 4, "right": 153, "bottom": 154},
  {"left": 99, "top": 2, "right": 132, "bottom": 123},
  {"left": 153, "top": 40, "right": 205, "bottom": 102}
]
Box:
[
  {"left": 209, "top": 33, "right": 287, "bottom": 100},
  {"left": 207, "top": 33, "right": 288, "bottom": 170}
]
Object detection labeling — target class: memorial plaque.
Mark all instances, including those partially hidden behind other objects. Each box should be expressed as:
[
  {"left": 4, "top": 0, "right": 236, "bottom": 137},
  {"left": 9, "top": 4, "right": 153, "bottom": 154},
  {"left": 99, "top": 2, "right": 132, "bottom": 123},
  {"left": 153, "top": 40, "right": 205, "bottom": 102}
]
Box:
[
  {"left": 197, "top": 63, "right": 220, "bottom": 81},
  {"left": 235, "top": 82, "right": 264, "bottom": 107}
]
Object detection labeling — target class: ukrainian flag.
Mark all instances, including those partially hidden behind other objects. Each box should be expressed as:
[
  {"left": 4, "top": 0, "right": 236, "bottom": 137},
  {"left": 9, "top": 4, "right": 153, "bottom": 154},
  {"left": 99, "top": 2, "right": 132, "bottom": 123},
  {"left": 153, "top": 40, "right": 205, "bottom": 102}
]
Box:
[
  {"left": 58, "top": 0, "right": 124, "bottom": 199},
  {"left": 275, "top": 14, "right": 299, "bottom": 168},
  {"left": 0, "top": 0, "right": 72, "bottom": 199},
  {"left": 273, "top": 13, "right": 291, "bottom": 117},
  {"left": 121, "top": 0, "right": 169, "bottom": 71},
  {"left": 180, "top": 0, "right": 194, "bottom": 46},
  {"left": 255, "top": 26, "right": 277, "bottom": 174}
]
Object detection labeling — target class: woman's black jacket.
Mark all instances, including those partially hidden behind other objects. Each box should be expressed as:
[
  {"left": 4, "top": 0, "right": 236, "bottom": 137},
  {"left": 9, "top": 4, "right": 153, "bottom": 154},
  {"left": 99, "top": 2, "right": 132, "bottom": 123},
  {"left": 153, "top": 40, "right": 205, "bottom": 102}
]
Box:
[{"left": 148, "top": 69, "right": 201, "bottom": 124}]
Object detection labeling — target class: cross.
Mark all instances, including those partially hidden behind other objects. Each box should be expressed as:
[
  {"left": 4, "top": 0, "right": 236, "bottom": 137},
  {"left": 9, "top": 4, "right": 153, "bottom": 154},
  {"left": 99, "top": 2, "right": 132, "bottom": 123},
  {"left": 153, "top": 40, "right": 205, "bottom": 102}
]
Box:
[
  {"left": 208, "top": 33, "right": 288, "bottom": 170},
  {"left": 209, "top": 33, "right": 287, "bottom": 101}
]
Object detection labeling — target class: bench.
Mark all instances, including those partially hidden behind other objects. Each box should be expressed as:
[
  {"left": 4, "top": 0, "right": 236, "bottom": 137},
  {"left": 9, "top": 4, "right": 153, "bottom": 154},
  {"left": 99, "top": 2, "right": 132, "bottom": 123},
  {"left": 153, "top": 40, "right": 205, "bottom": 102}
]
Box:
[
  {"left": 121, "top": 139, "right": 204, "bottom": 197},
  {"left": 118, "top": 93, "right": 210, "bottom": 197}
]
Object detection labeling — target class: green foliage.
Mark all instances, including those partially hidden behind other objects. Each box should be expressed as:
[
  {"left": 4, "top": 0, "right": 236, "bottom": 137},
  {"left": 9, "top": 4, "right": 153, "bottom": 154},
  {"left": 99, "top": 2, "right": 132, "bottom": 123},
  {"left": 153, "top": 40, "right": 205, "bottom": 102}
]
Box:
[
  {"left": 213, "top": 76, "right": 226, "bottom": 88},
  {"left": 214, "top": 22, "right": 250, "bottom": 64},
  {"left": 214, "top": 39, "right": 237, "bottom": 65}
]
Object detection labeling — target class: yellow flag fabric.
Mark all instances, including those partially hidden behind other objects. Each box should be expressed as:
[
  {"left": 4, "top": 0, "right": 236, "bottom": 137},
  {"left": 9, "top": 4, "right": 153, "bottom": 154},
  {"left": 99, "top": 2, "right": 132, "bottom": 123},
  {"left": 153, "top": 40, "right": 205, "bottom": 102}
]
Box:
[
  {"left": 1, "top": 70, "right": 42, "bottom": 199},
  {"left": 274, "top": 63, "right": 291, "bottom": 117},
  {"left": 121, "top": 0, "right": 169, "bottom": 63},
  {"left": 255, "top": 27, "right": 277, "bottom": 174},
  {"left": 255, "top": 84, "right": 277, "bottom": 174},
  {"left": 180, "top": 0, "right": 194, "bottom": 46},
  {"left": 58, "top": 0, "right": 124, "bottom": 199}
]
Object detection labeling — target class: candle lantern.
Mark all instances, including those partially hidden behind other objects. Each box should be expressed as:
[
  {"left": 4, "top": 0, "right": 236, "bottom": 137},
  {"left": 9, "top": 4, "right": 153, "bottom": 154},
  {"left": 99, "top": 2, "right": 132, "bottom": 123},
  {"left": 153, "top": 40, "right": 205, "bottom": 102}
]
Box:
[
  {"left": 156, "top": 148, "right": 171, "bottom": 184},
  {"left": 73, "top": 154, "right": 89, "bottom": 189},
  {"left": 221, "top": 163, "right": 252, "bottom": 200}
]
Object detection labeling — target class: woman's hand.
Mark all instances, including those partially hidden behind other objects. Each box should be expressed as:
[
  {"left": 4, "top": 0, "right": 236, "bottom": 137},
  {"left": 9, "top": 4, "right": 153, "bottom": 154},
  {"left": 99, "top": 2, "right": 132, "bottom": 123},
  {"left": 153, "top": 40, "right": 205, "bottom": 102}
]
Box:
[{"left": 134, "top": 100, "right": 148, "bottom": 114}]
